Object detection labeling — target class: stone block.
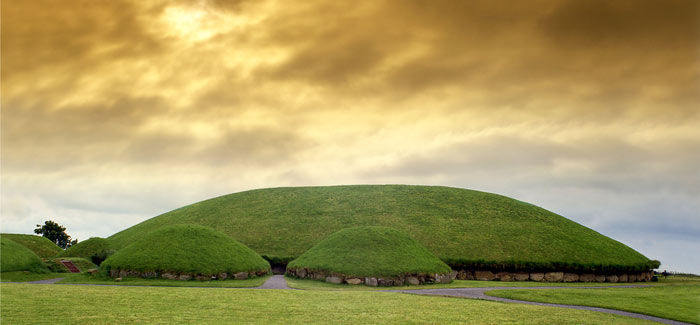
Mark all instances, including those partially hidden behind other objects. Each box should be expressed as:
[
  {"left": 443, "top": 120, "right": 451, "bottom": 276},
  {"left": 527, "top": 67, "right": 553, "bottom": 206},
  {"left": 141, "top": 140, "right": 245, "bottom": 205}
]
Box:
[
  {"left": 544, "top": 272, "right": 563, "bottom": 282},
  {"left": 475, "top": 271, "right": 496, "bottom": 281}
]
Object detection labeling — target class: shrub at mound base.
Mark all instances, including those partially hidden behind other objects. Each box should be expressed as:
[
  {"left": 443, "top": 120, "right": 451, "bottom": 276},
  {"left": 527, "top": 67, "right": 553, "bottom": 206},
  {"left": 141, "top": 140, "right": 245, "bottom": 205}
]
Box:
[
  {"left": 287, "top": 226, "right": 452, "bottom": 286},
  {"left": 102, "top": 225, "right": 270, "bottom": 280},
  {"left": 0, "top": 237, "right": 49, "bottom": 273},
  {"left": 57, "top": 237, "right": 114, "bottom": 265}
]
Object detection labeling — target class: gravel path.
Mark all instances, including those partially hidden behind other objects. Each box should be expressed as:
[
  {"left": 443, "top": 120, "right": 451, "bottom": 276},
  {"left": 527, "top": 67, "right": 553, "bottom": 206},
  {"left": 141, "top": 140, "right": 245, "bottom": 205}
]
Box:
[
  {"left": 386, "top": 286, "right": 690, "bottom": 325},
  {"left": 256, "top": 275, "right": 293, "bottom": 289}
]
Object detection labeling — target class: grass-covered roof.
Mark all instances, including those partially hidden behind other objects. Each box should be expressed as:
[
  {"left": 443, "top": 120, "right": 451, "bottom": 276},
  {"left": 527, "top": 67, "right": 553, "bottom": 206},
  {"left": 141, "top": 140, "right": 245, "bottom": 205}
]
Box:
[
  {"left": 1, "top": 236, "right": 49, "bottom": 273},
  {"left": 288, "top": 226, "right": 451, "bottom": 277},
  {"left": 107, "top": 185, "right": 654, "bottom": 271},
  {"left": 102, "top": 225, "right": 269, "bottom": 275},
  {"left": 1, "top": 234, "right": 61, "bottom": 259}
]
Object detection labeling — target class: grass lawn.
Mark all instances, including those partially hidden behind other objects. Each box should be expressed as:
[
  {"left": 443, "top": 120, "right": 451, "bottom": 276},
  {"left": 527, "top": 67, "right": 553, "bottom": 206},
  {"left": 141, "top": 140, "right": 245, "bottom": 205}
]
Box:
[
  {"left": 285, "top": 277, "right": 640, "bottom": 291},
  {"left": 0, "top": 271, "right": 66, "bottom": 282},
  {"left": 56, "top": 273, "right": 270, "bottom": 288},
  {"left": 1, "top": 234, "right": 62, "bottom": 259},
  {"left": 1, "top": 283, "right": 654, "bottom": 324},
  {"left": 485, "top": 281, "right": 700, "bottom": 324}
]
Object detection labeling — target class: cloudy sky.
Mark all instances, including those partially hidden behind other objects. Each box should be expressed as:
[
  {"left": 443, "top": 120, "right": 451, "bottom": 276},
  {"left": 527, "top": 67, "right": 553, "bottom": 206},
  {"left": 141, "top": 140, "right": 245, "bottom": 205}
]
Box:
[{"left": 2, "top": 0, "right": 699, "bottom": 273}]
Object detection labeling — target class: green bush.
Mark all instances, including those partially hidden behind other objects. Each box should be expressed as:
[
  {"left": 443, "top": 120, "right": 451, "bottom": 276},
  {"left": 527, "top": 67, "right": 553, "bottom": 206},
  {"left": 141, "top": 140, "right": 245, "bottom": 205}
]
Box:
[{"left": 57, "top": 237, "right": 115, "bottom": 265}]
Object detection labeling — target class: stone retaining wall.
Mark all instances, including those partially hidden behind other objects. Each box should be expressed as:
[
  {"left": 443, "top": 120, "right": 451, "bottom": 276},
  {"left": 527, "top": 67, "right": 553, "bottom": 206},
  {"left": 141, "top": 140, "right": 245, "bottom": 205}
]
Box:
[
  {"left": 107, "top": 269, "right": 269, "bottom": 280},
  {"left": 286, "top": 267, "right": 455, "bottom": 286},
  {"left": 455, "top": 270, "right": 654, "bottom": 282}
]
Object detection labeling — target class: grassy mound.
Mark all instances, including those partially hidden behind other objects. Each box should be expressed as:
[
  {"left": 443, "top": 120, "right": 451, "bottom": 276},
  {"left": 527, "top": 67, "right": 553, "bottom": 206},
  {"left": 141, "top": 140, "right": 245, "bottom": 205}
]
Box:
[
  {"left": 288, "top": 226, "right": 451, "bottom": 277},
  {"left": 57, "top": 237, "right": 114, "bottom": 264},
  {"left": 108, "top": 185, "right": 656, "bottom": 272},
  {"left": 1, "top": 234, "right": 61, "bottom": 259},
  {"left": 0, "top": 237, "right": 49, "bottom": 273},
  {"left": 102, "top": 225, "right": 270, "bottom": 277}
]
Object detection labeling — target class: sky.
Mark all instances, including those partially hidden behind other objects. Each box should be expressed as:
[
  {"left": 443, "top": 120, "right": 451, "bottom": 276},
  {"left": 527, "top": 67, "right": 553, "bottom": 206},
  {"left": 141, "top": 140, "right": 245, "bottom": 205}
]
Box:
[{"left": 2, "top": 0, "right": 699, "bottom": 273}]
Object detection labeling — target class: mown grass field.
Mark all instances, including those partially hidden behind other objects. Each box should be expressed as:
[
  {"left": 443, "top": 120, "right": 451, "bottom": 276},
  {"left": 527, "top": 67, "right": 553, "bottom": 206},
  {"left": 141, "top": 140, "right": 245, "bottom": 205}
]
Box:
[
  {"left": 107, "top": 185, "right": 652, "bottom": 271},
  {"left": 56, "top": 237, "right": 113, "bottom": 259},
  {"left": 1, "top": 283, "right": 654, "bottom": 324},
  {"left": 0, "top": 271, "right": 65, "bottom": 282},
  {"left": 486, "top": 278, "right": 700, "bottom": 324},
  {"left": 288, "top": 226, "right": 450, "bottom": 277}
]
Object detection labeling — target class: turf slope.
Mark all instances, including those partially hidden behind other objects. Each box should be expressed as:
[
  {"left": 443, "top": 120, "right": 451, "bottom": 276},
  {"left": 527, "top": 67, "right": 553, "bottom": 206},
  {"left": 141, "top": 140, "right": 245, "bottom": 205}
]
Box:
[
  {"left": 288, "top": 226, "right": 451, "bottom": 277},
  {"left": 108, "top": 185, "right": 655, "bottom": 271}
]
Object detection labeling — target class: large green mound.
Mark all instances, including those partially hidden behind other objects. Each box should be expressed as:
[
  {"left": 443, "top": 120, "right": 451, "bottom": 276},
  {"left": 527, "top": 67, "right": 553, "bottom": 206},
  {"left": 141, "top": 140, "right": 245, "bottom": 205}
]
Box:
[
  {"left": 1, "top": 234, "right": 61, "bottom": 259},
  {"left": 0, "top": 237, "right": 49, "bottom": 273},
  {"left": 109, "top": 185, "right": 655, "bottom": 272},
  {"left": 57, "top": 237, "right": 114, "bottom": 264},
  {"left": 288, "top": 226, "right": 451, "bottom": 277},
  {"left": 102, "top": 225, "right": 270, "bottom": 277}
]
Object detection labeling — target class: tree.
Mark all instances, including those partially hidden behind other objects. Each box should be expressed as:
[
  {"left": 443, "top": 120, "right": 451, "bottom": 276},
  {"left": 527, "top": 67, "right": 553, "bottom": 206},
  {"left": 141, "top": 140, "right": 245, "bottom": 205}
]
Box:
[{"left": 34, "top": 220, "right": 78, "bottom": 249}]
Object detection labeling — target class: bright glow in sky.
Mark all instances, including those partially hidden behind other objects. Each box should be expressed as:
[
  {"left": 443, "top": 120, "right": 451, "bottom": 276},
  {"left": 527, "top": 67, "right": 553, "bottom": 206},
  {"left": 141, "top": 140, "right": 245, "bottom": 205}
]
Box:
[{"left": 2, "top": 0, "right": 699, "bottom": 273}]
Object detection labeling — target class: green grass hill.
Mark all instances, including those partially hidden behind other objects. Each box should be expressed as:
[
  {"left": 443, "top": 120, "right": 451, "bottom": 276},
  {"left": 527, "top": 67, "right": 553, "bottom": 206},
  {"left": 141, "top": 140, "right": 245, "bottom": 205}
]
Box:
[
  {"left": 102, "top": 225, "right": 270, "bottom": 276},
  {"left": 57, "top": 237, "right": 114, "bottom": 264},
  {"left": 0, "top": 236, "right": 49, "bottom": 273},
  {"left": 1, "top": 234, "right": 61, "bottom": 259},
  {"left": 108, "top": 185, "right": 656, "bottom": 272},
  {"left": 288, "top": 226, "right": 451, "bottom": 277}
]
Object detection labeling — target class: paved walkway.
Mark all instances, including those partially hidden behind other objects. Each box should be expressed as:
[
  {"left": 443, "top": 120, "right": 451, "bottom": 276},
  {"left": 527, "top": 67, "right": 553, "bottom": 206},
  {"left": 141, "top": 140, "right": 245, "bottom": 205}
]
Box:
[
  {"left": 25, "top": 278, "right": 65, "bottom": 284},
  {"left": 256, "top": 275, "right": 293, "bottom": 289},
  {"left": 387, "top": 286, "right": 690, "bottom": 325}
]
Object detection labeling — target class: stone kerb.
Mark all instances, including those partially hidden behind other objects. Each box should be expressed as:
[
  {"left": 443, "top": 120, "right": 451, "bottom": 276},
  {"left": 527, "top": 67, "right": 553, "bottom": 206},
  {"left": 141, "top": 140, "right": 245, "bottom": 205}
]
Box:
[
  {"left": 453, "top": 269, "right": 654, "bottom": 283},
  {"left": 286, "top": 267, "right": 453, "bottom": 287},
  {"left": 108, "top": 269, "right": 269, "bottom": 280}
]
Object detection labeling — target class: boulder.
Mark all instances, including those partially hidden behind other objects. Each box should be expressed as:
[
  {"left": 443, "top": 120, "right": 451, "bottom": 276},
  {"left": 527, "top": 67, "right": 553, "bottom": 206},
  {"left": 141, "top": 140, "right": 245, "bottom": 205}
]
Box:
[
  {"left": 457, "top": 270, "right": 468, "bottom": 280},
  {"left": 606, "top": 275, "right": 619, "bottom": 283},
  {"left": 346, "top": 278, "right": 362, "bottom": 285},
  {"left": 87, "top": 268, "right": 99, "bottom": 275},
  {"left": 475, "top": 271, "right": 496, "bottom": 281},
  {"left": 161, "top": 273, "right": 178, "bottom": 280},
  {"left": 195, "top": 275, "right": 209, "bottom": 281},
  {"left": 563, "top": 273, "right": 579, "bottom": 282},
  {"left": 326, "top": 276, "right": 343, "bottom": 284},
  {"left": 450, "top": 270, "right": 458, "bottom": 280},
  {"left": 313, "top": 272, "right": 325, "bottom": 280},
  {"left": 438, "top": 274, "right": 451, "bottom": 284},
  {"left": 628, "top": 274, "right": 638, "bottom": 282},
  {"left": 544, "top": 272, "right": 563, "bottom": 282},
  {"left": 530, "top": 273, "right": 545, "bottom": 282},
  {"left": 179, "top": 274, "right": 192, "bottom": 281},
  {"left": 365, "top": 277, "right": 378, "bottom": 287},
  {"left": 115, "top": 277, "right": 122, "bottom": 282},
  {"left": 119, "top": 270, "right": 129, "bottom": 278},
  {"left": 594, "top": 275, "right": 606, "bottom": 282},
  {"left": 406, "top": 276, "right": 420, "bottom": 285},
  {"left": 618, "top": 274, "right": 628, "bottom": 282},
  {"left": 297, "top": 268, "right": 307, "bottom": 278},
  {"left": 393, "top": 277, "right": 405, "bottom": 286},
  {"left": 378, "top": 278, "right": 394, "bottom": 286},
  {"left": 217, "top": 272, "right": 228, "bottom": 280},
  {"left": 579, "top": 274, "right": 595, "bottom": 282},
  {"left": 514, "top": 272, "right": 529, "bottom": 281},
  {"left": 234, "top": 272, "right": 248, "bottom": 280},
  {"left": 496, "top": 272, "right": 514, "bottom": 282}
]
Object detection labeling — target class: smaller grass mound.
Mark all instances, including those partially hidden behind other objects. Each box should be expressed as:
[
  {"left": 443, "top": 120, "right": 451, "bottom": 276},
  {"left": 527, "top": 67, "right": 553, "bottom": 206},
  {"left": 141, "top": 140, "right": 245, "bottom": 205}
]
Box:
[
  {"left": 1, "top": 234, "right": 61, "bottom": 259},
  {"left": 57, "top": 237, "right": 114, "bottom": 265},
  {"left": 101, "top": 225, "right": 270, "bottom": 279},
  {"left": 287, "top": 226, "right": 452, "bottom": 285},
  {"left": 0, "top": 237, "right": 49, "bottom": 273}
]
